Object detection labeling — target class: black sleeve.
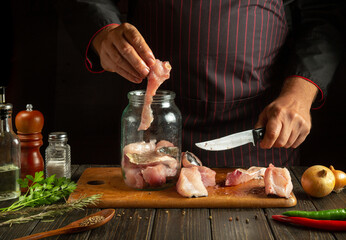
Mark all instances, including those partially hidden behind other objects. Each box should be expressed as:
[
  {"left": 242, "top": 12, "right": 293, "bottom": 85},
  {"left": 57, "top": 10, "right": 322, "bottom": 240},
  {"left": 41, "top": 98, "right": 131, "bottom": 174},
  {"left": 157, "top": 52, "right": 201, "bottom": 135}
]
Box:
[
  {"left": 55, "top": 0, "right": 123, "bottom": 72},
  {"left": 284, "top": 0, "right": 345, "bottom": 107}
]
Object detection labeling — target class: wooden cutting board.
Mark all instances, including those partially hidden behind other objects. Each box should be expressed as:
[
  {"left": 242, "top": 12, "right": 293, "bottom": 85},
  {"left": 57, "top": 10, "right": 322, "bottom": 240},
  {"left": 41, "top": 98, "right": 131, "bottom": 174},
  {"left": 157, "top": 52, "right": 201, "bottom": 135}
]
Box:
[{"left": 68, "top": 167, "right": 297, "bottom": 208}]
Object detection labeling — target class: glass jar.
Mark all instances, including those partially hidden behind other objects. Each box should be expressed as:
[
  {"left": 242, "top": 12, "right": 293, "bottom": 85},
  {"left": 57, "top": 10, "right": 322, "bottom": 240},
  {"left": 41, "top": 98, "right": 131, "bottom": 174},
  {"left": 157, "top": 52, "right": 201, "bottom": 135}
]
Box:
[
  {"left": 0, "top": 103, "right": 21, "bottom": 201},
  {"left": 121, "top": 90, "right": 182, "bottom": 190},
  {"left": 45, "top": 132, "right": 71, "bottom": 178}
]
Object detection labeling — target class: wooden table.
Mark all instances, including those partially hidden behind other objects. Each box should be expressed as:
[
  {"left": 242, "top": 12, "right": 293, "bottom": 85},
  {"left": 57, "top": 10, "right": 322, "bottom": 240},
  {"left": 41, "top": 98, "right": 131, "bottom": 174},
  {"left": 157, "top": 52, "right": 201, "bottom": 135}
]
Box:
[{"left": 1, "top": 165, "right": 345, "bottom": 240}]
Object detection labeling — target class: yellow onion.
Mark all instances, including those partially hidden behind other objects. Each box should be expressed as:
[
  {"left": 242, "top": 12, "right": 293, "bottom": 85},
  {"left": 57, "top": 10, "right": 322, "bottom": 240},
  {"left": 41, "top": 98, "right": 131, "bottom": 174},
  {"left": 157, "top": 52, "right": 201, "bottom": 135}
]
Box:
[
  {"left": 329, "top": 165, "right": 346, "bottom": 193},
  {"left": 301, "top": 165, "right": 335, "bottom": 198}
]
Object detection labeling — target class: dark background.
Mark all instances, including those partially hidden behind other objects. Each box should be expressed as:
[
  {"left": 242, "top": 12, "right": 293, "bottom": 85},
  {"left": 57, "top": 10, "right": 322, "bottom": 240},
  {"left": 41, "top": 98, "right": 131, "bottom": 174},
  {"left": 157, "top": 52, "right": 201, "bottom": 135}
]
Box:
[{"left": 4, "top": 0, "right": 345, "bottom": 169}]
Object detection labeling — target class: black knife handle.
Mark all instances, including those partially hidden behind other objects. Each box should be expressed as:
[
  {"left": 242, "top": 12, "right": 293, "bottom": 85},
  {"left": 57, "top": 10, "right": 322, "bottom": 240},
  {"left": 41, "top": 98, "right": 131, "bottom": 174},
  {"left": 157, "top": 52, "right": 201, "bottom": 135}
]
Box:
[{"left": 253, "top": 128, "right": 265, "bottom": 142}]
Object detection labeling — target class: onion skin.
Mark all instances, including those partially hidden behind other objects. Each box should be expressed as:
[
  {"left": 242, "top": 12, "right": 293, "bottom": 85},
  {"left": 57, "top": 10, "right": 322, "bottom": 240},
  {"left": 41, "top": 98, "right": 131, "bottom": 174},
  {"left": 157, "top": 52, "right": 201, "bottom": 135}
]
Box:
[
  {"left": 301, "top": 165, "right": 335, "bottom": 198},
  {"left": 330, "top": 165, "right": 346, "bottom": 193}
]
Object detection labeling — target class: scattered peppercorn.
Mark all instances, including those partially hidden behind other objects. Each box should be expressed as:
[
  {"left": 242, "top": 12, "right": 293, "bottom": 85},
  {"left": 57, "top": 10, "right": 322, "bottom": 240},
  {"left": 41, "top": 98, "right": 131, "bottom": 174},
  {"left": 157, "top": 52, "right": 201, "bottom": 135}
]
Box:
[
  {"left": 254, "top": 215, "right": 258, "bottom": 220},
  {"left": 209, "top": 216, "right": 213, "bottom": 220},
  {"left": 182, "top": 211, "right": 186, "bottom": 216},
  {"left": 246, "top": 218, "right": 250, "bottom": 224},
  {"left": 236, "top": 217, "right": 239, "bottom": 221},
  {"left": 229, "top": 217, "right": 233, "bottom": 221}
]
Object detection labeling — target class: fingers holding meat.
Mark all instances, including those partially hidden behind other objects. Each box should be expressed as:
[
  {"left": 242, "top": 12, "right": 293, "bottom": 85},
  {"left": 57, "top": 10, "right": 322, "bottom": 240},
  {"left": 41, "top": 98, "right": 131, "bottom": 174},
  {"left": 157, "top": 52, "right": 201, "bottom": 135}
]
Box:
[{"left": 92, "top": 23, "right": 156, "bottom": 82}]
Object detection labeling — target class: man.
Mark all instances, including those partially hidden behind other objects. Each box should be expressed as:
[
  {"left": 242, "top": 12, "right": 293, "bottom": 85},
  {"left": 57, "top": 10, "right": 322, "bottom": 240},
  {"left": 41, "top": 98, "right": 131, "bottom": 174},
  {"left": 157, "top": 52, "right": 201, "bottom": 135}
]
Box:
[{"left": 56, "top": 0, "right": 344, "bottom": 167}]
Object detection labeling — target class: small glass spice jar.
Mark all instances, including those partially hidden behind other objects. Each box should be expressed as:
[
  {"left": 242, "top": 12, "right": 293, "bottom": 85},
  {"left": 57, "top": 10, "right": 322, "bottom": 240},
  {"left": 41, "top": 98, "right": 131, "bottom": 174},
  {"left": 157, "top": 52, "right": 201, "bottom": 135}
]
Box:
[
  {"left": 121, "top": 90, "right": 182, "bottom": 190},
  {"left": 45, "top": 132, "right": 71, "bottom": 178},
  {"left": 0, "top": 103, "right": 21, "bottom": 201}
]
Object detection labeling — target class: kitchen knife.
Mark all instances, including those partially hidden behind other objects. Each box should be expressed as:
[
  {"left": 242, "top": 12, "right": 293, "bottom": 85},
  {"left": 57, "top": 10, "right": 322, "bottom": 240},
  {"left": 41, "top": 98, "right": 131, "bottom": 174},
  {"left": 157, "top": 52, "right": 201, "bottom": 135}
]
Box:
[{"left": 195, "top": 128, "right": 265, "bottom": 151}]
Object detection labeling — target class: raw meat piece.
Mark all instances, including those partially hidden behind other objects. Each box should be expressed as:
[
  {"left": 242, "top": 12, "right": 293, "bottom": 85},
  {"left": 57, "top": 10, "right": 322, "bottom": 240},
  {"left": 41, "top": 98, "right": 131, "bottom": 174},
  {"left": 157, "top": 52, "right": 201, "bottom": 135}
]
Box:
[
  {"left": 155, "top": 140, "right": 179, "bottom": 158},
  {"left": 182, "top": 151, "right": 203, "bottom": 167},
  {"left": 138, "top": 59, "right": 172, "bottom": 131},
  {"left": 197, "top": 166, "right": 216, "bottom": 187},
  {"left": 155, "top": 140, "right": 174, "bottom": 149},
  {"left": 176, "top": 167, "right": 208, "bottom": 198},
  {"left": 181, "top": 151, "right": 216, "bottom": 187},
  {"left": 123, "top": 140, "right": 156, "bottom": 155},
  {"left": 123, "top": 167, "right": 145, "bottom": 189},
  {"left": 142, "top": 164, "right": 167, "bottom": 187},
  {"left": 122, "top": 140, "right": 179, "bottom": 189},
  {"left": 264, "top": 164, "right": 293, "bottom": 198},
  {"left": 126, "top": 153, "right": 178, "bottom": 169},
  {"left": 225, "top": 166, "right": 266, "bottom": 186}
]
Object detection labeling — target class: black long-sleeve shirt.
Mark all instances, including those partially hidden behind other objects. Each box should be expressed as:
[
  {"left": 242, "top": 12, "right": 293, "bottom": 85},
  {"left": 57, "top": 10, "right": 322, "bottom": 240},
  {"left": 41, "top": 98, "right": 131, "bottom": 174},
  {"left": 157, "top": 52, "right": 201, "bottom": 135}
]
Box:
[{"left": 57, "top": 0, "right": 344, "bottom": 167}]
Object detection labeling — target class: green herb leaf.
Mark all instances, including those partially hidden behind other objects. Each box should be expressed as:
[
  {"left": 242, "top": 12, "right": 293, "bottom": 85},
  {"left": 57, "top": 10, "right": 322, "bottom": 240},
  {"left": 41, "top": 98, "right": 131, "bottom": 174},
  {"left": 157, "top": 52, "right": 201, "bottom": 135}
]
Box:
[
  {"left": 26, "top": 175, "right": 34, "bottom": 181},
  {"left": 0, "top": 171, "right": 77, "bottom": 213}
]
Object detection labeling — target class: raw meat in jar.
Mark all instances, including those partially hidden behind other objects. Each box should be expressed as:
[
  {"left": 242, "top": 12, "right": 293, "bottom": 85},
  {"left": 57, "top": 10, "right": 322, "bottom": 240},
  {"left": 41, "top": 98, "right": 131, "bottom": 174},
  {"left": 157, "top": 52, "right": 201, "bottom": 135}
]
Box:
[
  {"left": 123, "top": 140, "right": 156, "bottom": 155},
  {"left": 142, "top": 164, "right": 167, "bottom": 187},
  {"left": 138, "top": 59, "right": 172, "bottom": 131},
  {"left": 122, "top": 139, "right": 179, "bottom": 189},
  {"left": 123, "top": 167, "right": 145, "bottom": 189}
]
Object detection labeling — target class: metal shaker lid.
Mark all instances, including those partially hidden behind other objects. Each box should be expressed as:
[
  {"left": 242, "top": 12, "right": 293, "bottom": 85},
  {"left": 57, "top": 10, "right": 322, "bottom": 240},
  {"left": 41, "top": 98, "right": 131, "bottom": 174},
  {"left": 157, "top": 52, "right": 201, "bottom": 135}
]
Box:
[{"left": 48, "top": 132, "right": 68, "bottom": 141}]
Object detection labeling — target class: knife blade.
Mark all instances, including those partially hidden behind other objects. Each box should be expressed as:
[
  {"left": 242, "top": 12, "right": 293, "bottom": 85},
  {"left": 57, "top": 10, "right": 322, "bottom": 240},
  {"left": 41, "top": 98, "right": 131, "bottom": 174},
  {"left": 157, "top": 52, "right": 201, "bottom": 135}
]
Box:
[{"left": 195, "top": 128, "right": 265, "bottom": 151}]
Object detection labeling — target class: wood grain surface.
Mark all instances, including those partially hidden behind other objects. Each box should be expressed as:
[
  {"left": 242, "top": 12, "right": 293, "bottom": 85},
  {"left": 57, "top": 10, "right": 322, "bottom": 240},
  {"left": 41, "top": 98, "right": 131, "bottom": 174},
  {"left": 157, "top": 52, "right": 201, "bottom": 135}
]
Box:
[{"left": 67, "top": 167, "right": 297, "bottom": 208}]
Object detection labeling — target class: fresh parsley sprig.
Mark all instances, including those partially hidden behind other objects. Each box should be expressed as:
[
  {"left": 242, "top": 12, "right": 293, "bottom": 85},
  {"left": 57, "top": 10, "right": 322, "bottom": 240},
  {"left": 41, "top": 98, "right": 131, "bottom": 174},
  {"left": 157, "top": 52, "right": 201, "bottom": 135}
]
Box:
[{"left": 0, "top": 171, "right": 77, "bottom": 212}]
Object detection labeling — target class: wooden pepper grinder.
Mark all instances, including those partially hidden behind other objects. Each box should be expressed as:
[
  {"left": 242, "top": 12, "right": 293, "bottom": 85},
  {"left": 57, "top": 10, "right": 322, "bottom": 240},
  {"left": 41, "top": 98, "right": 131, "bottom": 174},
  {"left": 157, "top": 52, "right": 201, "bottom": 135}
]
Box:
[{"left": 15, "top": 104, "right": 44, "bottom": 186}]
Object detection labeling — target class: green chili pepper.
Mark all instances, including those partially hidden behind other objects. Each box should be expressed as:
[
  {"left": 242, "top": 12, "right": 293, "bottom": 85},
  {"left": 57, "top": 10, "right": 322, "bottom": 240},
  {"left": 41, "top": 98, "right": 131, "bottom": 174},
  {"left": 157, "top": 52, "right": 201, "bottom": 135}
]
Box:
[{"left": 282, "top": 208, "right": 346, "bottom": 220}]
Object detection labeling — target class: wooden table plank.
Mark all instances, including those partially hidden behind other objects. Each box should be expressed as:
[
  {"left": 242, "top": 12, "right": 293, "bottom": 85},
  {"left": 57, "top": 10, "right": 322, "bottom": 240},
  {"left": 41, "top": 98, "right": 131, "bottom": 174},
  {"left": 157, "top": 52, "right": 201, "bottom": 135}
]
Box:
[
  {"left": 86, "top": 208, "right": 155, "bottom": 240},
  {"left": 210, "top": 208, "right": 274, "bottom": 240},
  {"left": 72, "top": 166, "right": 157, "bottom": 239},
  {"left": 151, "top": 208, "right": 212, "bottom": 240},
  {"left": 24, "top": 208, "right": 99, "bottom": 240},
  {"left": 265, "top": 168, "right": 335, "bottom": 240}
]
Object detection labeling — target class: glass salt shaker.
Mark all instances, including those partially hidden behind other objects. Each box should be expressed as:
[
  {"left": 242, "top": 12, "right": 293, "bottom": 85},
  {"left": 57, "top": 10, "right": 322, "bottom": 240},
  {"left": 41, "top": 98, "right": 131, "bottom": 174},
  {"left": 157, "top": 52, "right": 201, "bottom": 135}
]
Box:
[
  {"left": 45, "top": 132, "right": 71, "bottom": 178},
  {"left": 121, "top": 90, "right": 182, "bottom": 190},
  {"left": 0, "top": 103, "right": 21, "bottom": 201}
]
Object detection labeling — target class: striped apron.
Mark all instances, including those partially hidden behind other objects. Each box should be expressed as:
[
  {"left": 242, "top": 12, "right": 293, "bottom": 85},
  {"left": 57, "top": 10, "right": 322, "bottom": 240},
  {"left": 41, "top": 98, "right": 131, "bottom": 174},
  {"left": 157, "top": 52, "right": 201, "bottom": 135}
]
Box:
[{"left": 129, "top": 0, "right": 299, "bottom": 167}]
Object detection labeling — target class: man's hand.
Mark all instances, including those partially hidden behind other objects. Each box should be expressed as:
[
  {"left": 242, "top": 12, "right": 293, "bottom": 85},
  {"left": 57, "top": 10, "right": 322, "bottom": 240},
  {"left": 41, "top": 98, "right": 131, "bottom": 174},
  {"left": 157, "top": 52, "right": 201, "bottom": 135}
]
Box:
[
  {"left": 92, "top": 23, "right": 156, "bottom": 83},
  {"left": 255, "top": 77, "right": 319, "bottom": 149}
]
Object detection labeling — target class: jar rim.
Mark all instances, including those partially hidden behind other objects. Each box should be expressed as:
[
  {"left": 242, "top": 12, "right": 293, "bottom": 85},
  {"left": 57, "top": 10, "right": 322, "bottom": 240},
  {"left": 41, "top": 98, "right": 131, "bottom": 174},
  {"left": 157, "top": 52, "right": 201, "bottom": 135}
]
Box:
[{"left": 128, "top": 90, "right": 176, "bottom": 102}]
